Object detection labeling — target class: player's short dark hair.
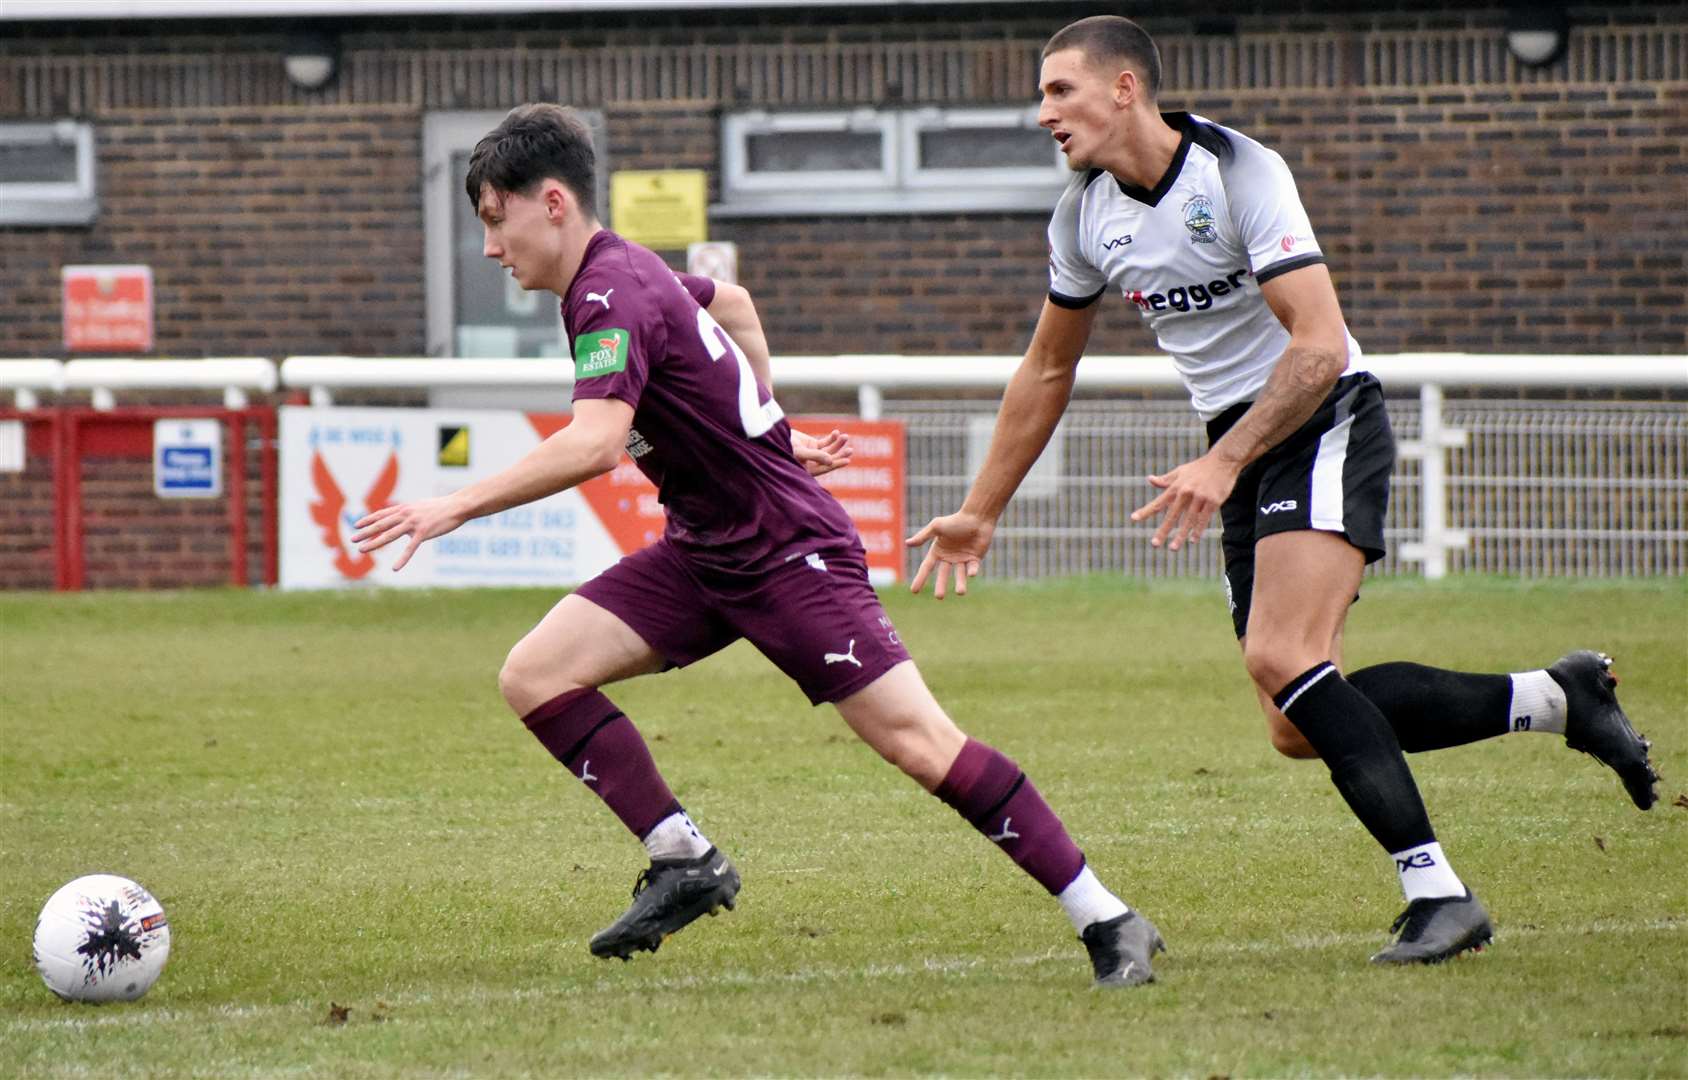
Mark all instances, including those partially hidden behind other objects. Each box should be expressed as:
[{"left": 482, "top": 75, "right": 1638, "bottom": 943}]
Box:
[
  {"left": 1042, "top": 15, "right": 1162, "bottom": 100},
  {"left": 463, "top": 103, "right": 597, "bottom": 217}
]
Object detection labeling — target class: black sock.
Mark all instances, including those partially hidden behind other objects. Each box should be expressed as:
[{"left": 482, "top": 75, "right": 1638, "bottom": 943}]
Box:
[
  {"left": 1274, "top": 663, "right": 1437, "bottom": 854},
  {"left": 1348, "top": 662, "right": 1512, "bottom": 752}
]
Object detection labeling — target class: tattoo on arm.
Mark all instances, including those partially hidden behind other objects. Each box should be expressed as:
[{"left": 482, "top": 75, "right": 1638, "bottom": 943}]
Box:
[{"left": 1210, "top": 346, "right": 1344, "bottom": 469}]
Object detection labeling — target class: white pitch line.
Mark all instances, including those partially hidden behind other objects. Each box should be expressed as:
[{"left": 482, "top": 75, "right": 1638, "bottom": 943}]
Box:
[{"left": 5, "top": 917, "right": 1679, "bottom": 1036}]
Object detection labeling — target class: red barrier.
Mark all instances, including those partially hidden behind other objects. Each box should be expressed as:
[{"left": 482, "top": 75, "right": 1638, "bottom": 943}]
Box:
[{"left": 0, "top": 405, "right": 278, "bottom": 591}]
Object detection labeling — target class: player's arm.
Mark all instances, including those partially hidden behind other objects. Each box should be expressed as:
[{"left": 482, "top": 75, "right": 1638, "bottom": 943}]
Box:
[
  {"left": 1129, "top": 263, "right": 1349, "bottom": 550},
  {"left": 907, "top": 298, "right": 1099, "bottom": 597},
  {"left": 706, "top": 277, "right": 852, "bottom": 477},
  {"left": 705, "top": 281, "right": 772, "bottom": 389},
  {"left": 1208, "top": 263, "right": 1349, "bottom": 471},
  {"left": 350, "top": 398, "right": 633, "bottom": 571}
]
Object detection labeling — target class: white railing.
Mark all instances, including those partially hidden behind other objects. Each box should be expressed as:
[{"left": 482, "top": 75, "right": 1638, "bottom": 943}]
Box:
[
  {"left": 0, "top": 358, "right": 276, "bottom": 409},
  {"left": 3, "top": 354, "right": 1684, "bottom": 579}
]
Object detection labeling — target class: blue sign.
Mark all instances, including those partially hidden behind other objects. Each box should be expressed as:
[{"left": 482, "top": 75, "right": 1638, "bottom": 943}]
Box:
[{"left": 154, "top": 419, "right": 222, "bottom": 499}]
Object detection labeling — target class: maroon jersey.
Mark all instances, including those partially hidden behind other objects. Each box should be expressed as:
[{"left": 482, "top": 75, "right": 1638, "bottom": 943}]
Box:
[{"left": 562, "top": 229, "right": 858, "bottom": 576}]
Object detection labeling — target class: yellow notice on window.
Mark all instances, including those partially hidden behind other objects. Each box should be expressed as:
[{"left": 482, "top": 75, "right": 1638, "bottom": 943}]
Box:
[{"left": 609, "top": 170, "right": 708, "bottom": 251}]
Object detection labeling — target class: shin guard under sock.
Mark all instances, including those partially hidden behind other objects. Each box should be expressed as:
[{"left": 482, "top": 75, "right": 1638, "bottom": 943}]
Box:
[
  {"left": 521, "top": 687, "right": 682, "bottom": 841},
  {"left": 934, "top": 738, "right": 1086, "bottom": 895},
  {"left": 1274, "top": 663, "right": 1438, "bottom": 855},
  {"left": 1348, "top": 662, "right": 1513, "bottom": 752}
]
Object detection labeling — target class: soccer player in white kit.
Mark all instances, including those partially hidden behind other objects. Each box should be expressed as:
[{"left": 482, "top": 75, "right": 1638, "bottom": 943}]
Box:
[{"left": 908, "top": 15, "right": 1659, "bottom": 965}]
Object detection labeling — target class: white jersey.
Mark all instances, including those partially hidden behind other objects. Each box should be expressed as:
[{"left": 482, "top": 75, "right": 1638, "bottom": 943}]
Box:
[{"left": 1047, "top": 112, "right": 1363, "bottom": 420}]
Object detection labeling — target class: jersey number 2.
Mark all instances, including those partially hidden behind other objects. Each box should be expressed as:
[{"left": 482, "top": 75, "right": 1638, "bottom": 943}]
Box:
[{"left": 696, "top": 307, "right": 784, "bottom": 438}]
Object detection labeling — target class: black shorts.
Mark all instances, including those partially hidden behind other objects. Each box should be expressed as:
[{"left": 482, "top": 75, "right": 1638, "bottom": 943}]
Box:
[{"left": 1211, "top": 371, "right": 1394, "bottom": 639}]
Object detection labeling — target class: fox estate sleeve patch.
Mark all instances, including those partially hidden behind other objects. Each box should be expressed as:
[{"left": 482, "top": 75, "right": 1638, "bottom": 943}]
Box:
[{"left": 574, "top": 328, "right": 631, "bottom": 378}]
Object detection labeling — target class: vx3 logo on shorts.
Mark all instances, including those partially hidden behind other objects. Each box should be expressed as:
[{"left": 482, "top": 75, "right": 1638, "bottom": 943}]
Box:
[
  {"left": 987, "top": 818, "right": 1020, "bottom": 843},
  {"left": 1259, "top": 499, "right": 1299, "bottom": 515},
  {"left": 585, "top": 288, "right": 614, "bottom": 309},
  {"left": 1395, "top": 852, "right": 1437, "bottom": 871},
  {"left": 824, "top": 640, "right": 861, "bottom": 668}
]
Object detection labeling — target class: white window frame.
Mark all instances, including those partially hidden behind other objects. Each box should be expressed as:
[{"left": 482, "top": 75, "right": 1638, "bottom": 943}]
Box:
[
  {"left": 0, "top": 120, "right": 98, "bottom": 226},
  {"left": 721, "top": 109, "right": 898, "bottom": 194},
  {"left": 901, "top": 106, "right": 1060, "bottom": 189},
  {"left": 716, "top": 106, "right": 1066, "bottom": 217}
]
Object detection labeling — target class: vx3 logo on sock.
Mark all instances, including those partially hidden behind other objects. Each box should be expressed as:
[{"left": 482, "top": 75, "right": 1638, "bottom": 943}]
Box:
[
  {"left": 1513, "top": 714, "right": 1533, "bottom": 731},
  {"left": 987, "top": 818, "right": 1020, "bottom": 843},
  {"left": 1395, "top": 852, "right": 1436, "bottom": 871},
  {"left": 824, "top": 640, "right": 861, "bottom": 667},
  {"left": 578, "top": 760, "right": 597, "bottom": 784}
]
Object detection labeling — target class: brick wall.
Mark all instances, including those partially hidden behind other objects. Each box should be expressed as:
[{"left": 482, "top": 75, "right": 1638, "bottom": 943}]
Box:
[
  {"left": 0, "top": 2, "right": 1683, "bottom": 590},
  {"left": 1, "top": 109, "right": 425, "bottom": 359}
]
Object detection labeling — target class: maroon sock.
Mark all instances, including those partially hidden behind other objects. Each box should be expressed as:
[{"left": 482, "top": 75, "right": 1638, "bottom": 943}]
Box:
[
  {"left": 934, "top": 738, "right": 1086, "bottom": 894},
  {"left": 520, "top": 687, "right": 681, "bottom": 841}
]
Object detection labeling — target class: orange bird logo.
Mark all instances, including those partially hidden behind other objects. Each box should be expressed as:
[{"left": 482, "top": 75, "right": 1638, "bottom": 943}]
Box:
[{"left": 309, "top": 450, "right": 399, "bottom": 580}]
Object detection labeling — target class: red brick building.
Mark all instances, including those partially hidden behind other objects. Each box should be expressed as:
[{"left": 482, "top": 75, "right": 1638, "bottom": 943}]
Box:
[
  {"left": 1, "top": 1, "right": 1683, "bottom": 589},
  {"left": 2, "top": 0, "right": 1683, "bottom": 361}
]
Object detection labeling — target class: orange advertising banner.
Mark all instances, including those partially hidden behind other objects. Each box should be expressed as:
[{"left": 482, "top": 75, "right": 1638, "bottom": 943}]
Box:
[
  {"left": 63, "top": 265, "right": 154, "bottom": 353},
  {"left": 527, "top": 414, "right": 907, "bottom": 584}
]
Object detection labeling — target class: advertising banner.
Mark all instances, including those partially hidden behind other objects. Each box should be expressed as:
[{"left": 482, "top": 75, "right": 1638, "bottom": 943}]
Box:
[{"left": 280, "top": 407, "right": 905, "bottom": 590}]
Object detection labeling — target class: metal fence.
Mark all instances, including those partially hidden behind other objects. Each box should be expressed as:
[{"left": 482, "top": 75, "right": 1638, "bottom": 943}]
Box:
[
  {"left": 889, "top": 396, "right": 1688, "bottom": 582},
  {"left": 6, "top": 354, "right": 1683, "bottom": 582}
]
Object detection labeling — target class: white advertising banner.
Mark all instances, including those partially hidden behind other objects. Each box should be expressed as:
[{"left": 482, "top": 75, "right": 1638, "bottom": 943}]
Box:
[
  {"left": 280, "top": 406, "right": 906, "bottom": 591},
  {"left": 279, "top": 407, "right": 642, "bottom": 590}
]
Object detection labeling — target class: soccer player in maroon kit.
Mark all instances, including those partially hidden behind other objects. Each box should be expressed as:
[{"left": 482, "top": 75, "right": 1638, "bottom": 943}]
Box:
[{"left": 352, "top": 103, "right": 1165, "bottom": 987}]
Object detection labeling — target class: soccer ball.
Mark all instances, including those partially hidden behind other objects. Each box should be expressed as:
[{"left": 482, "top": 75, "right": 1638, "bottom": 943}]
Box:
[{"left": 33, "top": 874, "right": 171, "bottom": 1003}]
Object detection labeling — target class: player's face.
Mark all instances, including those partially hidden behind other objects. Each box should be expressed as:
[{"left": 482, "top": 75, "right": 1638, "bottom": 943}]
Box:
[
  {"left": 478, "top": 184, "right": 555, "bottom": 291},
  {"left": 1038, "top": 48, "right": 1118, "bottom": 171}
]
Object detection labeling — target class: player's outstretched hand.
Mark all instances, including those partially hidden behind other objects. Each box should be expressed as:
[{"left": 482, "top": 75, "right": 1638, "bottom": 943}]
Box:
[
  {"left": 905, "top": 510, "right": 995, "bottom": 599},
  {"left": 350, "top": 496, "right": 469, "bottom": 572},
  {"left": 1129, "top": 452, "right": 1240, "bottom": 551},
  {"left": 792, "top": 428, "right": 854, "bottom": 477}
]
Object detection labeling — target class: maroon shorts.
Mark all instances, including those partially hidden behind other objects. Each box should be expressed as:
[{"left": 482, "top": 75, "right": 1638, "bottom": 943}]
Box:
[{"left": 574, "top": 540, "right": 910, "bottom": 706}]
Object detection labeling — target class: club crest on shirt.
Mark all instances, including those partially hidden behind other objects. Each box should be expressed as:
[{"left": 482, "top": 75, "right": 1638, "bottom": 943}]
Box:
[{"left": 1183, "top": 194, "right": 1218, "bottom": 244}]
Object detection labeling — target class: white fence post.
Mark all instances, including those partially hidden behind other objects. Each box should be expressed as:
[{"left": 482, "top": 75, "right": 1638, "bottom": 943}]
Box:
[
  {"left": 857, "top": 383, "right": 883, "bottom": 421},
  {"left": 1398, "top": 382, "right": 1471, "bottom": 579}
]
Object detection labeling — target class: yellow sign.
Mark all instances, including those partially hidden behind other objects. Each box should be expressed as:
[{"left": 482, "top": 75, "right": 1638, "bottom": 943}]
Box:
[{"left": 610, "top": 170, "right": 707, "bottom": 251}]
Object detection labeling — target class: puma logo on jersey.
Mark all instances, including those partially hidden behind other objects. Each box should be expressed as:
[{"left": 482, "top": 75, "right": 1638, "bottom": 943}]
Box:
[
  {"left": 824, "top": 640, "right": 861, "bottom": 668},
  {"left": 987, "top": 818, "right": 1020, "bottom": 843},
  {"left": 1259, "top": 500, "right": 1298, "bottom": 515},
  {"left": 585, "top": 288, "right": 614, "bottom": 309}
]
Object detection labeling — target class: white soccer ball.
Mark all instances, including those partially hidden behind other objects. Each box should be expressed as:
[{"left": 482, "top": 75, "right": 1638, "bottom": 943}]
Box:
[{"left": 33, "top": 874, "right": 171, "bottom": 1003}]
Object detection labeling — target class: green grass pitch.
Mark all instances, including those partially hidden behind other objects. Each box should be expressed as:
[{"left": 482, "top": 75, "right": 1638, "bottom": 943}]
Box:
[{"left": 2, "top": 577, "right": 1684, "bottom": 1077}]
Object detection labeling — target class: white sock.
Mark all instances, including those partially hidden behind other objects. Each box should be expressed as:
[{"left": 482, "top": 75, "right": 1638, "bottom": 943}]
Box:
[
  {"left": 1057, "top": 864, "right": 1131, "bottom": 933},
  {"left": 643, "top": 811, "right": 711, "bottom": 861},
  {"left": 1391, "top": 841, "right": 1465, "bottom": 902},
  {"left": 1508, "top": 670, "right": 1567, "bottom": 735}
]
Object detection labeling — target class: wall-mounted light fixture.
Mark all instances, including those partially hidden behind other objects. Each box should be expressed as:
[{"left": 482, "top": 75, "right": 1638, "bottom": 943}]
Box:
[
  {"left": 1506, "top": 4, "right": 1569, "bottom": 67},
  {"left": 284, "top": 29, "right": 339, "bottom": 91}
]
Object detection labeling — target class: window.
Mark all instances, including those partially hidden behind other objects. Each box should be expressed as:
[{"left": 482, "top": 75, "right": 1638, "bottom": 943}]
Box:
[
  {"left": 422, "top": 110, "right": 609, "bottom": 362},
  {"left": 0, "top": 121, "right": 97, "bottom": 226},
  {"left": 717, "top": 106, "right": 1063, "bottom": 216}
]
